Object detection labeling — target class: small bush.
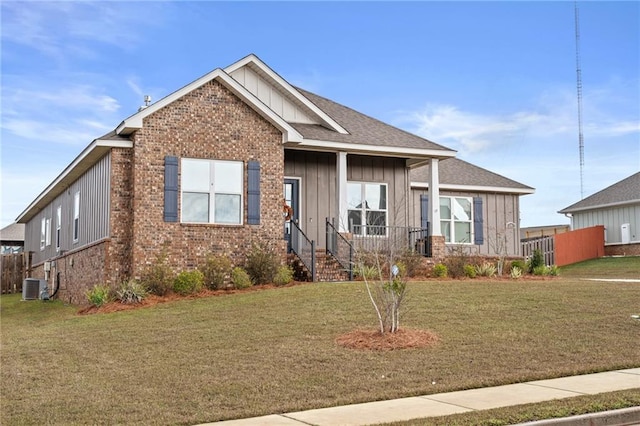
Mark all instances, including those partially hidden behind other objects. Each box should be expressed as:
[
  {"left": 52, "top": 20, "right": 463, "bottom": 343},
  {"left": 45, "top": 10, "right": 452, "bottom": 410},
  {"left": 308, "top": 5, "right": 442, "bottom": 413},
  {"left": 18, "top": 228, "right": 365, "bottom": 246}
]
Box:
[
  {"left": 510, "top": 259, "right": 526, "bottom": 273},
  {"left": 116, "top": 279, "right": 147, "bottom": 304},
  {"left": 528, "top": 249, "right": 545, "bottom": 273},
  {"left": 173, "top": 270, "right": 204, "bottom": 295},
  {"left": 433, "top": 263, "right": 448, "bottom": 278},
  {"left": 510, "top": 266, "right": 523, "bottom": 279},
  {"left": 86, "top": 284, "right": 112, "bottom": 307},
  {"left": 201, "top": 254, "right": 232, "bottom": 290},
  {"left": 231, "top": 267, "right": 252, "bottom": 289},
  {"left": 355, "top": 264, "right": 378, "bottom": 280},
  {"left": 397, "top": 249, "right": 423, "bottom": 277},
  {"left": 140, "top": 254, "right": 174, "bottom": 296},
  {"left": 245, "top": 243, "right": 279, "bottom": 285},
  {"left": 463, "top": 264, "right": 477, "bottom": 278},
  {"left": 533, "top": 265, "right": 548, "bottom": 276},
  {"left": 475, "top": 262, "right": 497, "bottom": 277},
  {"left": 273, "top": 265, "right": 294, "bottom": 286},
  {"left": 548, "top": 265, "right": 560, "bottom": 276}
]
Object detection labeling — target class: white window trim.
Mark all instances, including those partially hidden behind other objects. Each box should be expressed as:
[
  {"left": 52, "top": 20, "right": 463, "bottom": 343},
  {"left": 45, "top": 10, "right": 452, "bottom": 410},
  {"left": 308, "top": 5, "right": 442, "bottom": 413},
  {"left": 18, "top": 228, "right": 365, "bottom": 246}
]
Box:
[
  {"left": 73, "top": 191, "right": 80, "bottom": 242},
  {"left": 180, "top": 158, "right": 244, "bottom": 225},
  {"left": 56, "top": 206, "right": 62, "bottom": 252},
  {"left": 45, "top": 218, "right": 51, "bottom": 247},
  {"left": 40, "top": 217, "right": 46, "bottom": 250},
  {"left": 347, "top": 181, "right": 388, "bottom": 237},
  {"left": 440, "top": 195, "right": 474, "bottom": 244}
]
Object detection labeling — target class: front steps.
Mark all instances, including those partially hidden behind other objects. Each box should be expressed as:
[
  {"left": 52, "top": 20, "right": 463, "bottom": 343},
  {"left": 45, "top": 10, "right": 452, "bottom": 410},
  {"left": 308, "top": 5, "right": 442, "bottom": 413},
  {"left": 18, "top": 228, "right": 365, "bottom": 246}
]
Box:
[{"left": 288, "top": 251, "right": 350, "bottom": 282}]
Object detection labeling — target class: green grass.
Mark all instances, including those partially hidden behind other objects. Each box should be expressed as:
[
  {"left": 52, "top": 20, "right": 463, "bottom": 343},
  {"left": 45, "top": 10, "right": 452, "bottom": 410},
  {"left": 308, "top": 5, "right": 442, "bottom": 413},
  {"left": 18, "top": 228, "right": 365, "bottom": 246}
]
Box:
[
  {"left": 2, "top": 258, "right": 639, "bottom": 425},
  {"left": 560, "top": 256, "right": 640, "bottom": 278}
]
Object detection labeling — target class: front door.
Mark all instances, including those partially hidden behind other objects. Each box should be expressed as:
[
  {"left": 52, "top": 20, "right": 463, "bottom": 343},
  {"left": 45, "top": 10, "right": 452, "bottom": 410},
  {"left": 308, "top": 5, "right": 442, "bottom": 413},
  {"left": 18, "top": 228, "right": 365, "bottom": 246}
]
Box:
[{"left": 284, "top": 179, "right": 300, "bottom": 252}]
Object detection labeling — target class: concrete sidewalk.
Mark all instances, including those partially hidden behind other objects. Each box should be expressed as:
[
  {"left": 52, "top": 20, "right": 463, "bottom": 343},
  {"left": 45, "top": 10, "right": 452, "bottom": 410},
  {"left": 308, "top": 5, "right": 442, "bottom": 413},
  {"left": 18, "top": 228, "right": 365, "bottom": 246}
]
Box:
[{"left": 201, "top": 368, "right": 640, "bottom": 426}]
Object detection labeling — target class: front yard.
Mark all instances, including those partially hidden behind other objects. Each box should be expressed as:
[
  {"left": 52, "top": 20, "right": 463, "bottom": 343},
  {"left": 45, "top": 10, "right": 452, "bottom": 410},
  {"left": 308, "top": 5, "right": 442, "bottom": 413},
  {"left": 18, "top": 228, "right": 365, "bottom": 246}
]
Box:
[{"left": 1, "top": 258, "right": 639, "bottom": 424}]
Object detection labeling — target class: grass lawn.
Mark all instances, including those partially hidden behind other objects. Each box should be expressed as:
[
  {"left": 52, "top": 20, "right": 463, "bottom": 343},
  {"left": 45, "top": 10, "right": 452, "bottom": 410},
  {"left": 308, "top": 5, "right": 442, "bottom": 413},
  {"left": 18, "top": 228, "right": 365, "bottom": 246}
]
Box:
[{"left": 2, "top": 258, "right": 639, "bottom": 425}]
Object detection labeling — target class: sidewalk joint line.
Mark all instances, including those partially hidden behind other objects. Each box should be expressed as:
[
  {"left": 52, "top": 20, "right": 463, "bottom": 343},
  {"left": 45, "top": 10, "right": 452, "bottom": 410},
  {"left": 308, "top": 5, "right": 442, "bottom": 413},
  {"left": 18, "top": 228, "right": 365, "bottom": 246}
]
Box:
[
  {"left": 280, "top": 414, "right": 316, "bottom": 425},
  {"left": 523, "top": 382, "right": 587, "bottom": 395},
  {"left": 418, "top": 395, "right": 478, "bottom": 412}
]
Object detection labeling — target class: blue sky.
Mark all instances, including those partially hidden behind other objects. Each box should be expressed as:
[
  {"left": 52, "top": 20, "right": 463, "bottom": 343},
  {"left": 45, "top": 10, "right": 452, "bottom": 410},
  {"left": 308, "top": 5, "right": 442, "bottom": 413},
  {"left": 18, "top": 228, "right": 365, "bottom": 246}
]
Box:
[{"left": 1, "top": 1, "right": 638, "bottom": 229}]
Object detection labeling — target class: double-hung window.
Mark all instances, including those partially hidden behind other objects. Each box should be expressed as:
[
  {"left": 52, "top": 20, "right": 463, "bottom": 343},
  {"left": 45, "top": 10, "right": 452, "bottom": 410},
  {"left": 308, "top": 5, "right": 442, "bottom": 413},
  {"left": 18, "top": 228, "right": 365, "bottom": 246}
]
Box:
[
  {"left": 45, "top": 218, "right": 51, "bottom": 247},
  {"left": 181, "top": 159, "right": 243, "bottom": 224},
  {"left": 40, "top": 218, "right": 46, "bottom": 250},
  {"left": 56, "top": 206, "right": 62, "bottom": 252},
  {"left": 440, "top": 196, "right": 473, "bottom": 243},
  {"left": 73, "top": 191, "right": 80, "bottom": 242},
  {"left": 347, "top": 182, "right": 387, "bottom": 236}
]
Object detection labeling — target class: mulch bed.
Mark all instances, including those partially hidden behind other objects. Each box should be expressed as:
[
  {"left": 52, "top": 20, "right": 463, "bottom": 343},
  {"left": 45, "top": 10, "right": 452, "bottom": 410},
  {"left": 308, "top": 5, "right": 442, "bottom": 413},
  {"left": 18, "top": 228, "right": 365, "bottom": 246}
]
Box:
[{"left": 336, "top": 328, "right": 439, "bottom": 351}]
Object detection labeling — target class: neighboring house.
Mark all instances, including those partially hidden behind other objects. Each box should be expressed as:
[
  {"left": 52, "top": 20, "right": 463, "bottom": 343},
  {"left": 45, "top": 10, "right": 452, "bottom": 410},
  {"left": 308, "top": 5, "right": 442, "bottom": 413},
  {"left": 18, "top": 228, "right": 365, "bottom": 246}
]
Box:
[
  {"left": 559, "top": 171, "right": 640, "bottom": 256},
  {"left": 16, "top": 54, "right": 534, "bottom": 303},
  {"left": 520, "top": 224, "right": 570, "bottom": 241},
  {"left": 0, "top": 223, "right": 25, "bottom": 254}
]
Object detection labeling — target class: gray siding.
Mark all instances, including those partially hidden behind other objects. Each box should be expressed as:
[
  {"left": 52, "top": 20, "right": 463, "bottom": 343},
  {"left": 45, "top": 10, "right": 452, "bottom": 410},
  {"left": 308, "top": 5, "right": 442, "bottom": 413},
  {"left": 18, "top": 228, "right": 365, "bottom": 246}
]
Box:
[
  {"left": 410, "top": 189, "right": 522, "bottom": 256},
  {"left": 25, "top": 153, "right": 111, "bottom": 264},
  {"left": 284, "top": 151, "right": 410, "bottom": 248},
  {"left": 572, "top": 204, "right": 640, "bottom": 244}
]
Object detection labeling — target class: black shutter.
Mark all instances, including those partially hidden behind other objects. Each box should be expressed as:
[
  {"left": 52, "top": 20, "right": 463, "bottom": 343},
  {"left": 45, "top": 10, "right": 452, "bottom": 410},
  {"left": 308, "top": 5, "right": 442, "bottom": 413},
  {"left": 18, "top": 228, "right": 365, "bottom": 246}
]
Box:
[
  {"left": 420, "top": 194, "right": 429, "bottom": 237},
  {"left": 164, "top": 156, "right": 179, "bottom": 222},
  {"left": 473, "top": 197, "right": 484, "bottom": 245},
  {"left": 247, "top": 161, "right": 260, "bottom": 225}
]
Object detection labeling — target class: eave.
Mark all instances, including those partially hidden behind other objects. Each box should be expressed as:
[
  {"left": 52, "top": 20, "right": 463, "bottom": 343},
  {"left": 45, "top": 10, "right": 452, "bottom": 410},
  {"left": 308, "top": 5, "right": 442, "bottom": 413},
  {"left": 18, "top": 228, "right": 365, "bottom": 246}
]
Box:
[
  {"left": 16, "top": 138, "right": 133, "bottom": 224},
  {"left": 411, "top": 181, "right": 535, "bottom": 195},
  {"left": 558, "top": 199, "right": 640, "bottom": 214}
]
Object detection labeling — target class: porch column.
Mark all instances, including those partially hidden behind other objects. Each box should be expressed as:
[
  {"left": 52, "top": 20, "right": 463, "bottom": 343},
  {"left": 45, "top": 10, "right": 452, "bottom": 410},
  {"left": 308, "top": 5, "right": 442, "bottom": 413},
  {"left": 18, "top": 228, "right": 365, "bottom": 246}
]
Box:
[
  {"left": 337, "top": 151, "right": 348, "bottom": 232},
  {"left": 428, "top": 158, "right": 441, "bottom": 236}
]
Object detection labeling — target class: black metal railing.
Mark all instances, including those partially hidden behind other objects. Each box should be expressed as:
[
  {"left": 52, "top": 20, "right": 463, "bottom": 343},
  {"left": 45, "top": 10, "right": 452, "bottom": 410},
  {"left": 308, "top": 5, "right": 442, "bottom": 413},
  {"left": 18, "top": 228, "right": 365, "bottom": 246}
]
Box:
[
  {"left": 289, "top": 220, "right": 316, "bottom": 281},
  {"left": 325, "top": 218, "right": 354, "bottom": 280},
  {"left": 349, "top": 223, "right": 431, "bottom": 257}
]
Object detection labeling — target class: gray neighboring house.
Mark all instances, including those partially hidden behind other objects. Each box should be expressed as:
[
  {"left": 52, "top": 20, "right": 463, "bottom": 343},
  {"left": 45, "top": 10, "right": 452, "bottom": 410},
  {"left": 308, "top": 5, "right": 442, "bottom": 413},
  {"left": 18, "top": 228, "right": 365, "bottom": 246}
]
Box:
[
  {"left": 0, "top": 223, "right": 25, "bottom": 254},
  {"left": 559, "top": 171, "right": 640, "bottom": 256},
  {"left": 410, "top": 158, "right": 534, "bottom": 257}
]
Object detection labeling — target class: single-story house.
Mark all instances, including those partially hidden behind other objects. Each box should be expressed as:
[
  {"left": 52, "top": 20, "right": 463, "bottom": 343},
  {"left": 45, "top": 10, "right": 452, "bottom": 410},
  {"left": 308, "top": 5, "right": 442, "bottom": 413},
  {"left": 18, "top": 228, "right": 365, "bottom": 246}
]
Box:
[
  {"left": 558, "top": 171, "right": 640, "bottom": 256},
  {"left": 0, "top": 223, "right": 25, "bottom": 254},
  {"left": 16, "top": 54, "right": 533, "bottom": 303}
]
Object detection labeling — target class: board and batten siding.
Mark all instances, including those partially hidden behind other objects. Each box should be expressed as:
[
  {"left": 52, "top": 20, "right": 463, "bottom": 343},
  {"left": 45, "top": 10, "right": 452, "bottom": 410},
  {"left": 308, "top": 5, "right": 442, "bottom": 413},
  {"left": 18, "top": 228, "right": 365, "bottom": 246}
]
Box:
[
  {"left": 571, "top": 204, "right": 640, "bottom": 244},
  {"left": 284, "top": 151, "right": 410, "bottom": 248},
  {"left": 410, "top": 189, "right": 522, "bottom": 256},
  {"left": 25, "top": 153, "right": 111, "bottom": 265},
  {"left": 229, "top": 67, "right": 318, "bottom": 125}
]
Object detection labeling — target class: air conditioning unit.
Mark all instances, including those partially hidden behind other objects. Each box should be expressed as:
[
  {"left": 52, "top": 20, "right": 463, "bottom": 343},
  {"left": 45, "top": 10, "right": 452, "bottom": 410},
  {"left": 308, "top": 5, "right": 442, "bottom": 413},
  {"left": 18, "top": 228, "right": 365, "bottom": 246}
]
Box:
[
  {"left": 22, "top": 278, "right": 40, "bottom": 300},
  {"left": 22, "top": 279, "right": 48, "bottom": 301}
]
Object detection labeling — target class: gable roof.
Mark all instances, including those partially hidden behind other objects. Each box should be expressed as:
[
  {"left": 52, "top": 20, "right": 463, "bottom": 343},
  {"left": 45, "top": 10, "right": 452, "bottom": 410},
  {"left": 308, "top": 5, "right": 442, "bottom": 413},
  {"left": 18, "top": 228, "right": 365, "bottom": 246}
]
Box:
[
  {"left": 0, "top": 223, "right": 25, "bottom": 244},
  {"left": 291, "top": 88, "right": 456, "bottom": 160},
  {"left": 558, "top": 171, "right": 640, "bottom": 213},
  {"left": 410, "top": 158, "right": 534, "bottom": 194}
]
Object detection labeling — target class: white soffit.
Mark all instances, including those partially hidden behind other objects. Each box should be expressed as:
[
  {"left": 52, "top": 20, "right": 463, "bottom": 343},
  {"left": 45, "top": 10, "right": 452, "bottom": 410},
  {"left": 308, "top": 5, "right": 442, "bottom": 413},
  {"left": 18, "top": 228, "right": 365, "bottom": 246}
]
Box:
[
  {"left": 225, "top": 54, "right": 349, "bottom": 135},
  {"left": 411, "top": 182, "right": 535, "bottom": 195}
]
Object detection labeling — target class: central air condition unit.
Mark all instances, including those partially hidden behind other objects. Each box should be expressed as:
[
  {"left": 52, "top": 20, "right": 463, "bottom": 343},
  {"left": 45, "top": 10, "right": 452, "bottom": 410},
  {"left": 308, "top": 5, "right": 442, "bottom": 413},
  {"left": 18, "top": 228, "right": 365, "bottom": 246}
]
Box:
[{"left": 22, "top": 278, "right": 40, "bottom": 300}]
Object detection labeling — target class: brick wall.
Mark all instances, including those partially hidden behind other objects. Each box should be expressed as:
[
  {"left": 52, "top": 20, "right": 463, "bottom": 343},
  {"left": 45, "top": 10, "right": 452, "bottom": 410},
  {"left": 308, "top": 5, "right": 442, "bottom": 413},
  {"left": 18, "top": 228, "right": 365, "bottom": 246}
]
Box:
[
  {"left": 107, "top": 147, "right": 134, "bottom": 285},
  {"left": 605, "top": 243, "right": 640, "bottom": 257},
  {"left": 130, "top": 79, "right": 285, "bottom": 276}
]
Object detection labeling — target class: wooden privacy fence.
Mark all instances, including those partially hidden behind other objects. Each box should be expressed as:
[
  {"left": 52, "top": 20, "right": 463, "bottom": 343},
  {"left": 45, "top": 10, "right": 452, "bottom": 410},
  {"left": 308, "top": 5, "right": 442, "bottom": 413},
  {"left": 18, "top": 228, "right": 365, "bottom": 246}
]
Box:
[
  {"left": 520, "top": 225, "right": 606, "bottom": 267},
  {"left": 1, "top": 253, "right": 25, "bottom": 294}
]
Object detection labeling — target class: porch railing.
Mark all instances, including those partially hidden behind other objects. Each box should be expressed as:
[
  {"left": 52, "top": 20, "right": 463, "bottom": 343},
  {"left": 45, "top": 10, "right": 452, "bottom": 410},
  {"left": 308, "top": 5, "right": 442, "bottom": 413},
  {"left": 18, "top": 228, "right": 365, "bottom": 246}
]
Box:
[
  {"left": 349, "top": 224, "right": 431, "bottom": 257},
  {"left": 325, "top": 218, "right": 354, "bottom": 280},
  {"left": 289, "top": 220, "right": 316, "bottom": 281}
]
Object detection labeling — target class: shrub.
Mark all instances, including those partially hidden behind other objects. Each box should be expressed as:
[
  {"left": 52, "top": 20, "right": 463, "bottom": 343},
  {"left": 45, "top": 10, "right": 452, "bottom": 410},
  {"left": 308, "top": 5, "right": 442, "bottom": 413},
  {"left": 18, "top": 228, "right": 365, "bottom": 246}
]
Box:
[
  {"left": 201, "top": 254, "right": 232, "bottom": 290},
  {"left": 140, "top": 254, "right": 174, "bottom": 296},
  {"left": 548, "top": 265, "right": 560, "bottom": 276},
  {"left": 433, "top": 263, "right": 448, "bottom": 278},
  {"left": 397, "top": 249, "right": 423, "bottom": 277},
  {"left": 86, "top": 284, "right": 112, "bottom": 307},
  {"left": 463, "top": 264, "right": 477, "bottom": 278},
  {"left": 510, "top": 266, "right": 523, "bottom": 279},
  {"left": 116, "top": 279, "right": 147, "bottom": 304},
  {"left": 245, "top": 243, "right": 279, "bottom": 285},
  {"left": 173, "top": 270, "right": 204, "bottom": 295},
  {"left": 355, "top": 264, "right": 378, "bottom": 280},
  {"left": 442, "top": 246, "right": 477, "bottom": 278},
  {"left": 475, "top": 261, "right": 497, "bottom": 277},
  {"left": 528, "top": 249, "right": 545, "bottom": 273},
  {"left": 510, "top": 259, "right": 527, "bottom": 273},
  {"left": 231, "top": 267, "right": 252, "bottom": 289},
  {"left": 273, "top": 265, "right": 294, "bottom": 286},
  {"left": 533, "top": 265, "right": 549, "bottom": 276}
]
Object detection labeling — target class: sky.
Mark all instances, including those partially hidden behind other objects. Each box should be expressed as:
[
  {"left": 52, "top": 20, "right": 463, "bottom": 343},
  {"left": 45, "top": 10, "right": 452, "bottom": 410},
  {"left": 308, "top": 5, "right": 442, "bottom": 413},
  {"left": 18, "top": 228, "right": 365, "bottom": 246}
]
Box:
[{"left": 1, "top": 1, "right": 639, "bottom": 230}]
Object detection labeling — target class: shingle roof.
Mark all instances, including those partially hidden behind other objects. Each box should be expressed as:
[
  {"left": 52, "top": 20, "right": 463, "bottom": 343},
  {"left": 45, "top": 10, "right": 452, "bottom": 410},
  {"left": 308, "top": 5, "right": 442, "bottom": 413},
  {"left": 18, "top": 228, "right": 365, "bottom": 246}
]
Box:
[
  {"left": 293, "top": 88, "right": 455, "bottom": 153},
  {"left": 559, "top": 171, "right": 640, "bottom": 213},
  {"left": 0, "top": 223, "right": 25, "bottom": 243},
  {"left": 410, "top": 158, "right": 534, "bottom": 192}
]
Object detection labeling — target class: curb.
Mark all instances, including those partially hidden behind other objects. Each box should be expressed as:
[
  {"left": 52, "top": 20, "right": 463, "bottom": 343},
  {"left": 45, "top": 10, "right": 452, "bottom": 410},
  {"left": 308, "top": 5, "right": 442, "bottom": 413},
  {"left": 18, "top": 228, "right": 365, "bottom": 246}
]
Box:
[{"left": 514, "top": 406, "right": 640, "bottom": 426}]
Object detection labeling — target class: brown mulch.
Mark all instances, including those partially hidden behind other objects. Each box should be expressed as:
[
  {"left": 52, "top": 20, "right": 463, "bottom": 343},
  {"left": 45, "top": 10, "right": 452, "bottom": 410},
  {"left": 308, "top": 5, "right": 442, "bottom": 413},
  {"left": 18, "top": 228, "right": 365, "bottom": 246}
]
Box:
[{"left": 336, "top": 328, "right": 439, "bottom": 351}]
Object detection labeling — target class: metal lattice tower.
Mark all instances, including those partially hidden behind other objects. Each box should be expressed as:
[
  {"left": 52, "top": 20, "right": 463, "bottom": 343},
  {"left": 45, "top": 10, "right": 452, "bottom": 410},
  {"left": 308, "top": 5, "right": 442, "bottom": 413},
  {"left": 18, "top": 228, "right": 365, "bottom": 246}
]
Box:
[{"left": 575, "top": 1, "right": 585, "bottom": 199}]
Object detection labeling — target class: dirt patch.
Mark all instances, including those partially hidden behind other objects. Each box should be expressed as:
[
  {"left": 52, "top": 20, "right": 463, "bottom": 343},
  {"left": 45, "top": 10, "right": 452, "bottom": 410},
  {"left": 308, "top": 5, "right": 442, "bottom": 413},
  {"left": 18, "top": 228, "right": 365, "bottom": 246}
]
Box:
[{"left": 336, "top": 328, "right": 439, "bottom": 351}]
